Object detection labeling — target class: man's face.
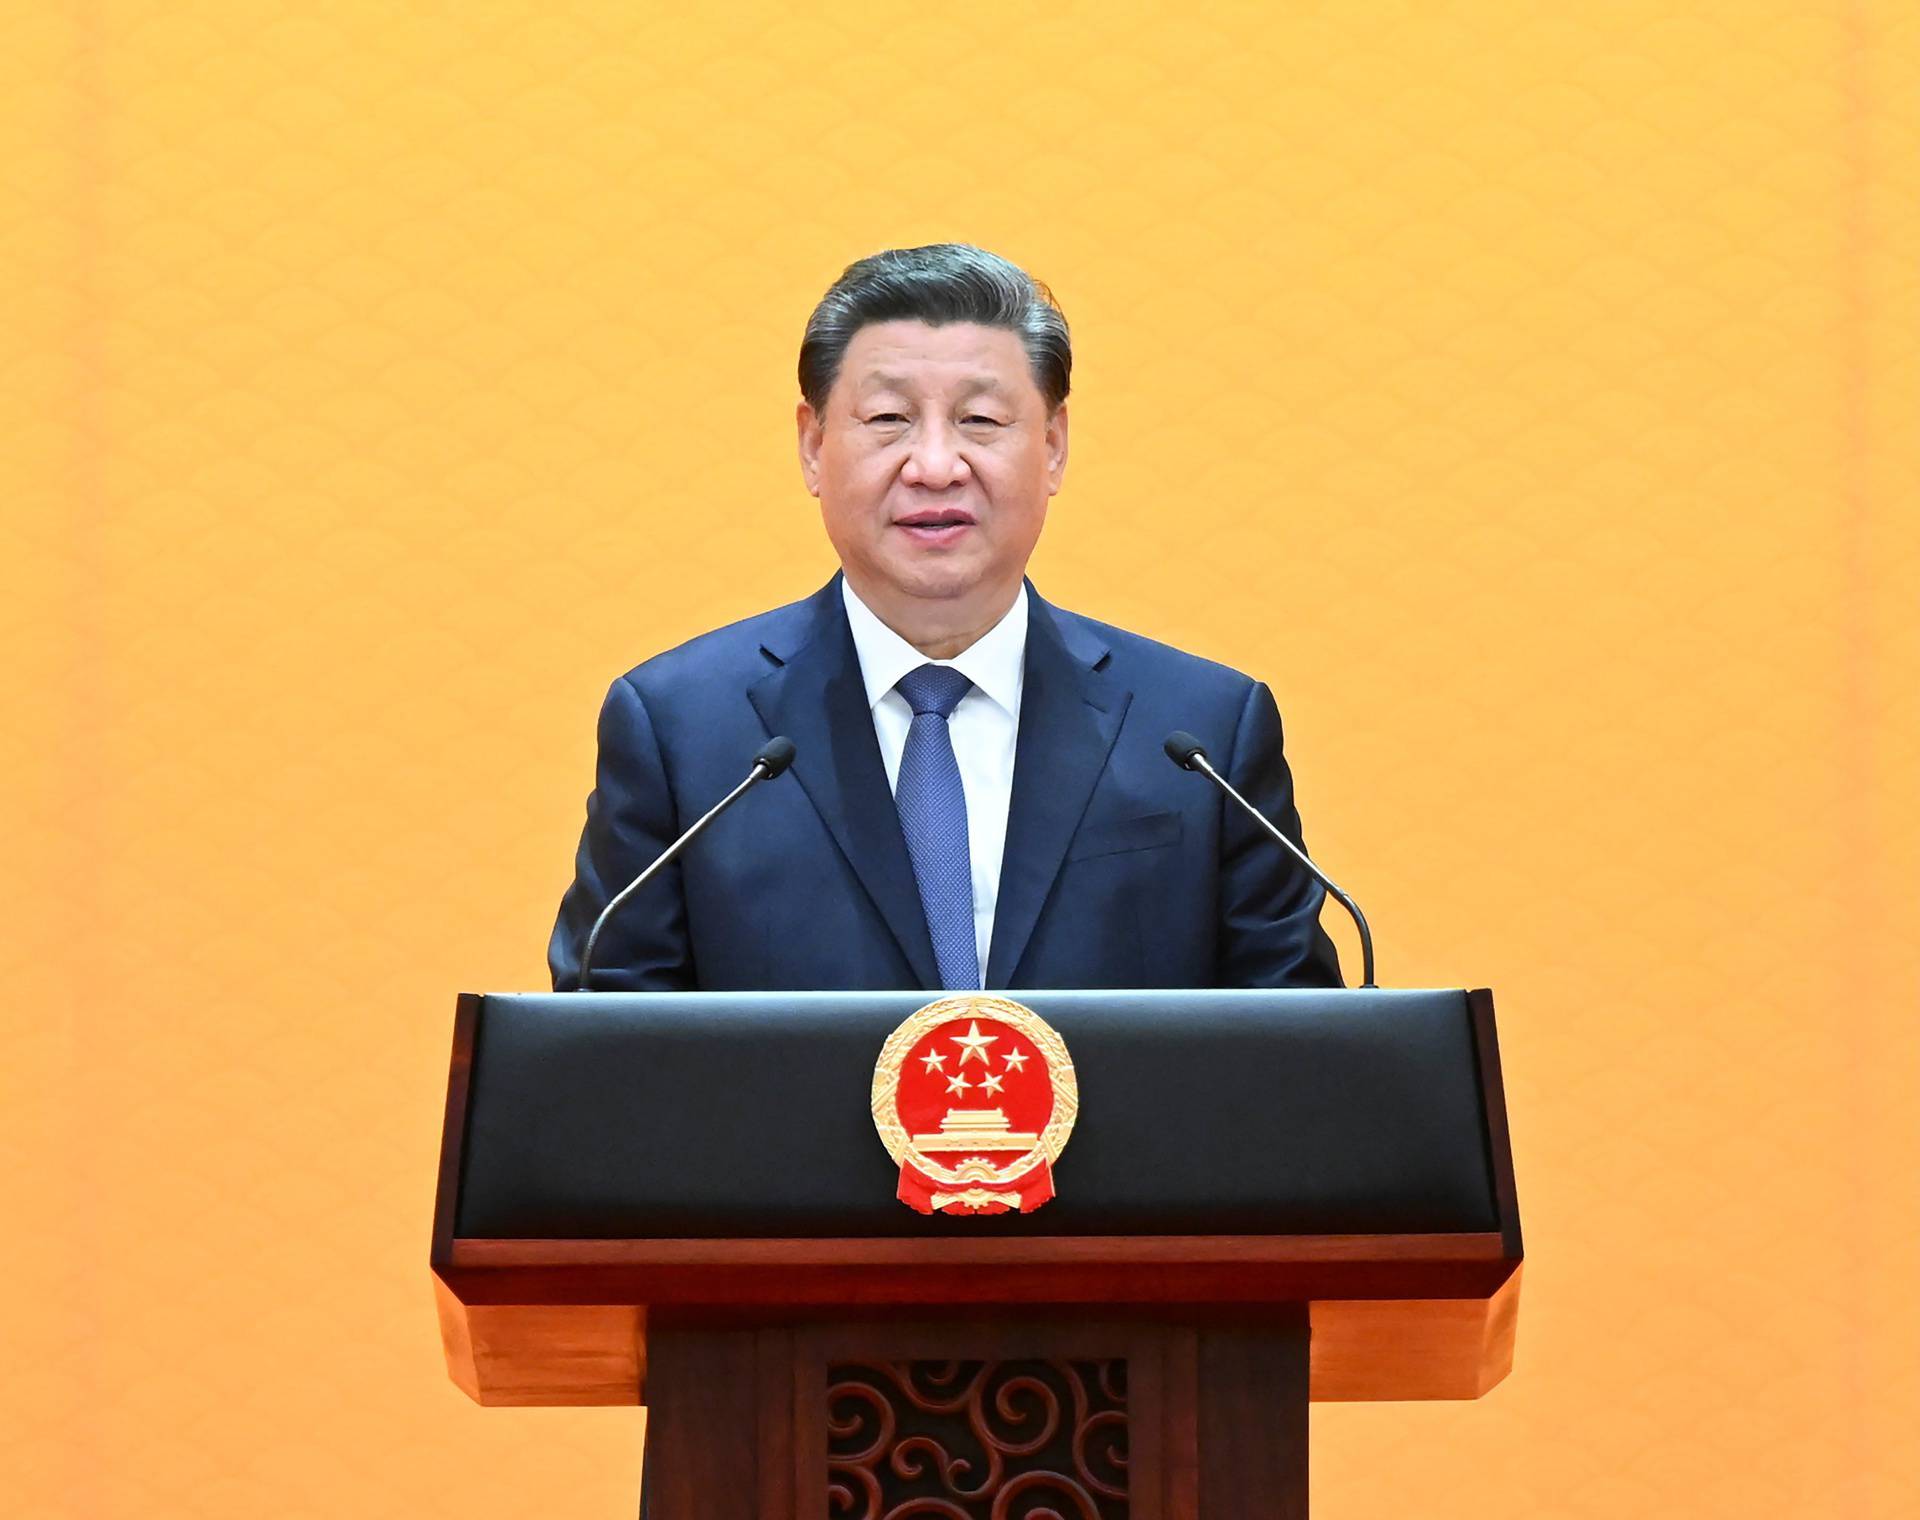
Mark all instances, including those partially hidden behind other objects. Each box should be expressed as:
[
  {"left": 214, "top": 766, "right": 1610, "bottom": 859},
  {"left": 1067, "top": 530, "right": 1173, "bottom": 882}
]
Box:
[{"left": 796, "top": 320, "right": 1068, "bottom": 635}]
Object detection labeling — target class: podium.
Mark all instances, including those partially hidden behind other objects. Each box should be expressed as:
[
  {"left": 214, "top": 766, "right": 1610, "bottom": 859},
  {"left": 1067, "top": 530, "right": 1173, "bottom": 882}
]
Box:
[{"left": 433, "top": 988, "right": 1521, "bottom": 1518}]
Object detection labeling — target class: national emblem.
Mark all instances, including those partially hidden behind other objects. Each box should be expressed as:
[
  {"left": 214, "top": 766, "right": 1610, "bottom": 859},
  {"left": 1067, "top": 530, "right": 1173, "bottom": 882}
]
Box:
[{"left": 870, "top": 993, "right": 1079, "bottom": 1216}]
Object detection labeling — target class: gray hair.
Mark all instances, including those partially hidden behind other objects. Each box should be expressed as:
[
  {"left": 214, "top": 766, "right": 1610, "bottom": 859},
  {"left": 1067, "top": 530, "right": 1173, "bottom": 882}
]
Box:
[{"left": 798, "top": 243, "right": 1072, "bottom": 416}]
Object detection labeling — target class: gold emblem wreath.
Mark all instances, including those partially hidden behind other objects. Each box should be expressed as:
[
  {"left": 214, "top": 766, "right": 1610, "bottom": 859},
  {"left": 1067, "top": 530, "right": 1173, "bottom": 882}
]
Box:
[{"left": 871, "top": 993, "right": 1079, "bottom": 1188}]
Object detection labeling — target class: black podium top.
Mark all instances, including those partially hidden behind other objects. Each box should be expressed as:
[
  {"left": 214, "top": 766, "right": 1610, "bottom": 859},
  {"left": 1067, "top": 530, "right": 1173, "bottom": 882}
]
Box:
[{"left": 445, "top": 988, "right": 1516, "bottom": 1247}]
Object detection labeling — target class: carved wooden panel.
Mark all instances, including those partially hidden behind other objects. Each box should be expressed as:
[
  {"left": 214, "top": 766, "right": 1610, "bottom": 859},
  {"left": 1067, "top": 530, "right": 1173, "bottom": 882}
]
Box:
[{"left": 826, "top": 1358, "right": 1129, "bottom": 1519}]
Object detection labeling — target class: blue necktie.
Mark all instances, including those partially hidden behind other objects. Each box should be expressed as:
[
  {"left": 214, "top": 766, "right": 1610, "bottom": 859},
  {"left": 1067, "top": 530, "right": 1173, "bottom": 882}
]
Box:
[{"left": 894, "top": 665, "right": 979, "bottom": 990}]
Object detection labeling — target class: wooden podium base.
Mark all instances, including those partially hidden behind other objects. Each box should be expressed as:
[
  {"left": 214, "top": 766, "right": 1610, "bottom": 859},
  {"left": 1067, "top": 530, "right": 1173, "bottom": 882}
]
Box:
[{"left": 640, "top": 1308, "right": 1309, "bottom": 1520}]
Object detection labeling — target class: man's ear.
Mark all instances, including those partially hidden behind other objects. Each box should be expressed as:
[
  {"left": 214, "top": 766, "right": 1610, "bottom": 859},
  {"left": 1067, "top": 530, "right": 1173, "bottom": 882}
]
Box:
[
  {"left": 795, "top": 399, "right": 824, "bottom": 498},
  {"left": 1045, "top": 401, "right": 1070, "bottom": 495}
]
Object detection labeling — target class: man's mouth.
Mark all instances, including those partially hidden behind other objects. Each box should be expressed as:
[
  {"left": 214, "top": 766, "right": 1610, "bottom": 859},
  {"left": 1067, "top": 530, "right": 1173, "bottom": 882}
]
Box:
[{"left": 894, "top": 509, "right": 976, "bottom": 543}]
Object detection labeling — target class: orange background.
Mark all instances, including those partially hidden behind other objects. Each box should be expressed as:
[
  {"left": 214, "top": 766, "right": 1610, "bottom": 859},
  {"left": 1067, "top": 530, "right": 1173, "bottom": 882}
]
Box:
[{"left": 5, "top": 3, "right": 1916, "bottom": 1516}]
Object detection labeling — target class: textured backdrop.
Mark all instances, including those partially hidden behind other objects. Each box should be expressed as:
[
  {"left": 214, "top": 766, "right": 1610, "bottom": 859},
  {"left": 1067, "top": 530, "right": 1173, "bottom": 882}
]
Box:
[{"left": 4, "top": 2, "right": 1916, "bottom": 1516}]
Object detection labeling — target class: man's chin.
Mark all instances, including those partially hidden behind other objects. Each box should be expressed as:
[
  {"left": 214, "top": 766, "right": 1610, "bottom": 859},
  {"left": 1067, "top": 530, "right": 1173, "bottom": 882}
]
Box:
[{"left": 868, "top": 557, "right": 988, "bottom": 605}]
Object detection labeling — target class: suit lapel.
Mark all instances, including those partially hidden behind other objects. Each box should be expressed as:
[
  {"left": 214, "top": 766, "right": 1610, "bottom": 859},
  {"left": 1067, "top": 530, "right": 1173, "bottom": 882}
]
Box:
[
  {"left": 985, "top": 592, "right": 1132, "bottom": 987},
  {"left": 747, "top": 580, "right": 941, "bottom": 989}
]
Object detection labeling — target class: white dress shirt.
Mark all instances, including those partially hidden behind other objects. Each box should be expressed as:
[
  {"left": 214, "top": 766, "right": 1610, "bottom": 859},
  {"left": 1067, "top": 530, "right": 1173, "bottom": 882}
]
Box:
[{"left": 841, "top": 579, "right": 1027, "bottom": 977}]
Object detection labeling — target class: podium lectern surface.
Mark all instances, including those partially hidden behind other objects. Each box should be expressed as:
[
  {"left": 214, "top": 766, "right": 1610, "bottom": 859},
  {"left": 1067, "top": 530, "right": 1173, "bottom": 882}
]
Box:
[
  {"left": 433, "top": 987, "right": 1520, "bottom": 1413},
  {"left": 454, "top": 988, "right": 1503, "bottom": 1241}
]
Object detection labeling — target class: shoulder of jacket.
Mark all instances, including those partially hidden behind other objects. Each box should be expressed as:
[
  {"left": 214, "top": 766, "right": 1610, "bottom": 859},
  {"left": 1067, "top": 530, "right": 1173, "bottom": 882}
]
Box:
[{"left": 1040, "top": 597, "right": 1260, "bottom": 697}]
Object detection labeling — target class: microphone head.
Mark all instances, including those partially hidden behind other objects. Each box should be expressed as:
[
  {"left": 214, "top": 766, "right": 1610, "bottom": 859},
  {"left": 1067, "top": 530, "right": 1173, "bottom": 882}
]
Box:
[
  {"left": 754, "top": 735, "right": 798, "bottom": 779},
  {"left": 1163, "top": 730, "right": 1207, "bottom": 771}
]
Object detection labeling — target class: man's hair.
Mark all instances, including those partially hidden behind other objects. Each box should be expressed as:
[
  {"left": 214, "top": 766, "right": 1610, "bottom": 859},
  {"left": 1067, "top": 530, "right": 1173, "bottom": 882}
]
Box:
[{"left": 798, "top": 243, "right": 1072, "bottom": 416}]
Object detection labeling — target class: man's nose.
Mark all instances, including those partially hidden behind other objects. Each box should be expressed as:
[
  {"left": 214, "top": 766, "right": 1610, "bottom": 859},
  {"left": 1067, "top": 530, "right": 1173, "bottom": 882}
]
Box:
[{"left": 900, "top": 421, "right": 971, "bottom": 488}]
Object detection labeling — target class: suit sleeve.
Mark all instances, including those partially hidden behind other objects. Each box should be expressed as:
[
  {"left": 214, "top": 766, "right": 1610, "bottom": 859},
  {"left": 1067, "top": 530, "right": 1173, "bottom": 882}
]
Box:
[
  {"left": 1215, "top": 680, "right": 1345, "bottom": 988},
  {"left": 548, "top": 676, "right": 696, "bottom": 992}
]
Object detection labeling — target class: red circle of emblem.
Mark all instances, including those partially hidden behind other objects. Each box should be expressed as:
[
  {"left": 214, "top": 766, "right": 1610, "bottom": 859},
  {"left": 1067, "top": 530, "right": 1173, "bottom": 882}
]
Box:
[{"left": 871, "top": 994, "right": 1079, "bottom": 1216}]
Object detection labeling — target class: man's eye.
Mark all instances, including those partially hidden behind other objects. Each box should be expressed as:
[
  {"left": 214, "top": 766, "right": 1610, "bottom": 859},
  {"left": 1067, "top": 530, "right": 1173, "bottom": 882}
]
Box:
[
  {"left": 868, "top": 413, "right": 907, "bottom": 425},
  {"left": 963, "top": 416, "right": 1005, "bottom": 427}
]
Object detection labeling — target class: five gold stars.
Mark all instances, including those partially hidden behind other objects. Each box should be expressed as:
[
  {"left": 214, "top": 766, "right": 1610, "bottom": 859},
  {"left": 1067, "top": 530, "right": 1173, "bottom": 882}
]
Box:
[{"left": 917, "top": 1027, "right": 1034, "bottom": 1098}]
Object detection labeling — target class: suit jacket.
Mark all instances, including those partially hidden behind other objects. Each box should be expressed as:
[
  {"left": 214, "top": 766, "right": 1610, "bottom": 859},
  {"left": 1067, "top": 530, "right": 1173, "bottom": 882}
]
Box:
[{"left": 549, "top": 576, "right": 1341, "bottom": 992}]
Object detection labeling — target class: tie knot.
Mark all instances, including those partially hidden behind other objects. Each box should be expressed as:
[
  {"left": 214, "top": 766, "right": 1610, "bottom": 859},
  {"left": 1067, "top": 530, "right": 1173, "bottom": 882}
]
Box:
[{"left": 896, "top": 664, "right": 973, "bottom": 719}]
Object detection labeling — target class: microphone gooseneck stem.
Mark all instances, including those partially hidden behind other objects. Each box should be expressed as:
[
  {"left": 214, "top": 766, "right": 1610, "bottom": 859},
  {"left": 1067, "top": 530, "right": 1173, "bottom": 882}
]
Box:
[
  {"left": 576, "top": 760, "right": 772, "bottom": 992},
  {"left": 1190, "top": 751, "right": 1377, "bottom": 989}
]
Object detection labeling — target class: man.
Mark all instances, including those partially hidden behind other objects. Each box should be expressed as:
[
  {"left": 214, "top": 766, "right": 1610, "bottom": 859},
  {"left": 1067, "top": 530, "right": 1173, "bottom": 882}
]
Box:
[{"left": 549, "top": 243, "right": 1341, "bottom": 994}]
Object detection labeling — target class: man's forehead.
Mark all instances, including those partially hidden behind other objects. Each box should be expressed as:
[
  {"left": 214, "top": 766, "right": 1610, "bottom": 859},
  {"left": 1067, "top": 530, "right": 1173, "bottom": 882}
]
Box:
[
  {"left": 839, "top": 321, "right": 1036, "bottom": 395},
  {"left": 859, "top": 368, "right": 1015, "bottom": 396}
]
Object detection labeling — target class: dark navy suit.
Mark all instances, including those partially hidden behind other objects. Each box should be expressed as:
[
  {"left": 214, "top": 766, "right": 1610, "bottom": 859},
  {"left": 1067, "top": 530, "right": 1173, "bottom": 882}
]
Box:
[{"left": 549, "top": 576, "right": 1341, "bottom": 992}]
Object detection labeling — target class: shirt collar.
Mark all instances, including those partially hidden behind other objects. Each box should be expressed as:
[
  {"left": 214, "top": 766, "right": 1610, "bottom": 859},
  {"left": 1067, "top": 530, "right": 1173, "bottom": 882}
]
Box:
[{"left": 841, "top": 578, "right": 1029, "bottom": 721}]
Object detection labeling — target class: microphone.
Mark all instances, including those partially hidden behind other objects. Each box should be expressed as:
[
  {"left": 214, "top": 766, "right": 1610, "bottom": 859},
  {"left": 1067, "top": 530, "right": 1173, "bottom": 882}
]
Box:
[
  {"left": 1163, "top": 730, "right": 1376, "bottom": 988},
  {"left": 575, "top": 736, "right": 798, "bottom": 991}
]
